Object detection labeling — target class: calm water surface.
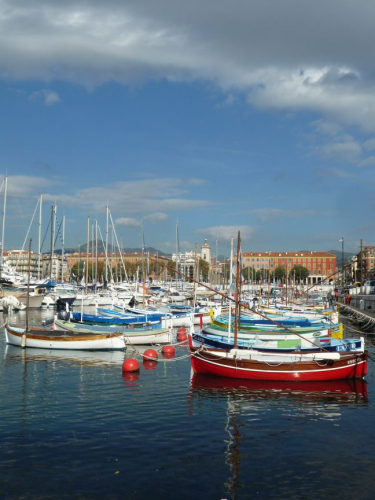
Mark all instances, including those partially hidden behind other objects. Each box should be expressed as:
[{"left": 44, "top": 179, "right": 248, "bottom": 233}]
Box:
[{"left": 1, "top": 310, "right": 375, "bottom": 500}]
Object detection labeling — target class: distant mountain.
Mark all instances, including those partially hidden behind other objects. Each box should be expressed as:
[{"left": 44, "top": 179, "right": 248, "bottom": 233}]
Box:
[
  {"left": 328, "top": 249, "right": 355, "bottom": 265},
  {"left": 52, "top": 242, "right": 170, "bottom": 257}
]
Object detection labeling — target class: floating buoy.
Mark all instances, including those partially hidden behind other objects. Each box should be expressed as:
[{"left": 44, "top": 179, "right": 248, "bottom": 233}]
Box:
[
  {"left": 143, "top": 360, "right": 158, "bottom": 370},
  {"left": 122, "top": 358, "right": 140, "bottom": 372},
  {"left": 143, "top": 349, "right": 158, "bottom": 361},
  {"left": 122, "top": 371, "right": 139, "bottom": 381},
  {"left": 162, "top": 351, "right": 175, "bottom": 359},
  {"left": 177, "top": 331, "right": 187, "bottom": 341},
  {"left": 162, "top": 345, "right": 175, "bottom": 356},
  {"left": 177, "top": 326, "right": 186, "bottom": 334}
]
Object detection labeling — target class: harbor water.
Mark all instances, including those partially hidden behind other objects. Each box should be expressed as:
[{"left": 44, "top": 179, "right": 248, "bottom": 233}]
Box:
[{"left": 1, "top": 309, "right": 375, "bottom": 499}]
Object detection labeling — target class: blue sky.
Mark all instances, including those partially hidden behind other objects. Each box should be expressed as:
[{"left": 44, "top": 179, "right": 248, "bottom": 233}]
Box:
[{"left": 1, "top": 0, "right": 375, "bottom": 257}]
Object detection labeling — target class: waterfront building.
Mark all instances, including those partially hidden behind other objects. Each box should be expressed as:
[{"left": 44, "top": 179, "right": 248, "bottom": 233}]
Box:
[
  {"left": 3, "top": 250, "right": 42, "bottom": 280},
  {"left": 201, "top": 239, "right": 211, "bottom": 262},
  {"left": 352, "top": 246, "right": 375, "bottom": 282},
  {"left": 65, "top": 252, "right": 171, "bottom": 283},
  {"left": 241, "top": 251, "right": 337, "bottom": 285}
]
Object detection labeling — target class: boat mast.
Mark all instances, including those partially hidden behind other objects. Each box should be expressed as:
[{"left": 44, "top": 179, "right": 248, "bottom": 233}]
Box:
[
  {"left": 38, "top": 195, "right": 42, "bottom": 280},
  {"left": 85, "top": 216, "right": 89, "bottom": 294},
  {"left": 105, "top": 206, "right": 109, "bottom": 286},
  {"left": 62, "top": 215, "right": 65, "bottom": 282},
  {"left": 228, "top": 237, "right": 234, "bottom": 341},
  {"left": 0, "top": 175, "right": 7, "bottom": 279},
  {"left": 95, "top": 219, "right": 98, "bottom": 288},
  {"left": 22, "top": 238, "right": 32, "bottom": 347},
  {"left": 267, "top": 255, "right": 271, "bottom": 307},
  {"left": 50, "top": 205, "right": 56, "bottom": 280},
  {"left": 193, "top": 243, "right": 197, "bottom": 309},
  {"left": 175, "top": 221, "right": 179, "bottom": 288},
  {"left": 233, "top": 231, "right": 241, "bottom": 349}
]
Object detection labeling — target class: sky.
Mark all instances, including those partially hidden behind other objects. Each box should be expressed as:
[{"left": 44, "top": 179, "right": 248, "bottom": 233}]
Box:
[{"left": 1, "top": 0, "right": 375, "bottom": 258}]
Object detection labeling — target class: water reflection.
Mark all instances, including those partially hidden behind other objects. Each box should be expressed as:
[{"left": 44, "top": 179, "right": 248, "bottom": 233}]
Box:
[
  {"left": 3, "top": 344, "right": 126, "bottom": 366},
  {"left": 189, "top": 374, "right": 369, "bottom": 500},
  {"left": 189, "top": 374, "right": 369, "bottom": 404}
]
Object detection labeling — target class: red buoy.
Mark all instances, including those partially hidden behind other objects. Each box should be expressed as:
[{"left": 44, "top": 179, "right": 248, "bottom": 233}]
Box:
[
  {"left": 177, "top": 326, "right": 186, "bottom": 334},
  {"left": 143, "top": 349, "right": 158, "bottom": 361},
  {"left": 162, "top": 351, "right": 175, "bottom": 359},
  {"left": 162, "top": 345, "right": 175, "bottom": 356},
  {"left": 122, "top": 371, "right": 139, "bottom": 381},
  {"left": 122, "top": 358, "right": 140, "bottom": 372},
  {"left": 177, "top": 332, "right": 187, "bottom": 341},
  {"left": 143, "top": 360, "right": 158, "bottom": 370}
]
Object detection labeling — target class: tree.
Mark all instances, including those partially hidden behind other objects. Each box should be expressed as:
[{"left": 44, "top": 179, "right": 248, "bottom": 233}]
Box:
[
  {"left": 274, "top": 265, "right": 286, "bottom": 280},
  {"left": 290, "top": 265, "right": 309, "bottom": 283},
  {"left": 199, "top": 258, "right": 210, "bottom": 281},
  {"left": 242, "top": 266, "right": 257, "bottom": 282}
]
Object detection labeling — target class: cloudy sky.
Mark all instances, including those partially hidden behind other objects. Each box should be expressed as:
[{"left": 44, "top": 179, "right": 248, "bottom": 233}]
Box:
[{"left": 1, "top": 0, "right": 374, "bottom": 256}]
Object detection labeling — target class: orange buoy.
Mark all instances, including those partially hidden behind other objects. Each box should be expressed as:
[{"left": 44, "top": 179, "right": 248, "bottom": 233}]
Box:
[
  {"left": 122, "top": 358, "right": 140, "bottom": 372},
  {"left": 143, "top": 349, "right": 158, "bottom": 361},
  {"left": 162, "top": 345, "right": 175, "bottom": 356},
  {"left": 143, "top": 360, "right": 158, "bottom": 370}
]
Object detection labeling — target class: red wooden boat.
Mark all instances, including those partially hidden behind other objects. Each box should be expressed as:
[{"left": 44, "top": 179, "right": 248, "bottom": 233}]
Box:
[
  {"left": 188, "top": 231, "right": 368, "bottom": 383},
  {"left": 188, "top": 334, "right": 368, "bottom": 382}
]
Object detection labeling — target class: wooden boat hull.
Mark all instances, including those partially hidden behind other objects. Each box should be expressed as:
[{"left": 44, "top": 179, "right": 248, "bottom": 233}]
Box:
[
  {"left": 188, "top": 335, "right": 368, "bottom": 382},
  {"left": 55, "top": 319, "right": 173, "bottom": 345},
  {"left": 5, "top": 324, "right": 126, "bottom": 350},
  {"left": 192, "top": 332, "right": 363, "bottom": 353},
  {"left": 202, "top": 325, "right": 326, "bottom": 342}
]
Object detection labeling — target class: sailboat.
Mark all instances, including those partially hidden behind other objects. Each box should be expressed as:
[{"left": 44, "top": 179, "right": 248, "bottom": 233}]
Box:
[
  {"left": 188, "top": 232, "right": 368, "bottom": 382},
  {"left": 4, "top": 239, "right": 127, "bottom": 351}
]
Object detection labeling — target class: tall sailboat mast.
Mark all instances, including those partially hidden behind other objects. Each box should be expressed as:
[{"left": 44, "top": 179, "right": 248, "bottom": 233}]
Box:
[
  {"left": 50, "top": 205, "right": 56, "bottom": 280},
  {"left": 85, "top": 216, "right": 89, "bottom": 294},
  {"left": 105, "top": 206, "right": 109, "bottom": 286},
  {"left": 0, "top": 175, "right": 7, "bottom": 279},
  {"left": 62, "top": 215, "right": 65, "bottom": 281},
  {"left": 38, "top": 195, "right": 42, "bottom": 280},
  {"left": 233, "top": 232, "right": 241, "bottom": 349}
]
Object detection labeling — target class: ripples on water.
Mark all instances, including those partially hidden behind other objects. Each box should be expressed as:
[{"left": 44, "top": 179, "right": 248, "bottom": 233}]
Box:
[{"left": 1, "top": 310, "right": 375, "bottom": 499}]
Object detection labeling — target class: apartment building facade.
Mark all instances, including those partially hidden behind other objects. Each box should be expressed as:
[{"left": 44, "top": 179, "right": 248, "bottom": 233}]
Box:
[{"left": 242, "top": 251, "right": 337, "bottom": 285}]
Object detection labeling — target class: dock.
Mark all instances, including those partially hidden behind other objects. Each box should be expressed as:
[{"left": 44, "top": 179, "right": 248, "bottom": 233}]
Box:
[{"left": 338, "top": 295, "right": 375, "bottom": 333}]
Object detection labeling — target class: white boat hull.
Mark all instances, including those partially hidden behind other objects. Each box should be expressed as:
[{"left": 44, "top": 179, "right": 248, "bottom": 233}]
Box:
[
  {"left": 5, "top": 325, "right": 126, "bottom": 350},
  {"left": 54, "top": 319, "right": 173, "bottom": 345}
]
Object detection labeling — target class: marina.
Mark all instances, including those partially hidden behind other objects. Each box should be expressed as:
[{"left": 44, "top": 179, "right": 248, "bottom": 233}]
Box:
[
  {"left": 2, "top": 1, "right": 375, "bottom": 498},
  {"left": 1, "top": 304, "right": 375, "bottom": 499}
]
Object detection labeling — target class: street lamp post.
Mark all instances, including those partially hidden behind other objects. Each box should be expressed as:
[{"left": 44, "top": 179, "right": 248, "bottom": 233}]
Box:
[{"left": 339, "top": 237, "right": 344, "bottom": 285}]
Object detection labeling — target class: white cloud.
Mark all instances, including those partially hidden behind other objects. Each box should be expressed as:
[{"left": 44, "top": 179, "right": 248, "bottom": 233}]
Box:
[
  {"left": 144, "top": 212, "right": 168, "bottom": 223},
  {"left": 319, "top": 139, "right": 362, "bottom": 162},
  {"left": 322, "top": 168, "right": 355, "bottom": 179},
  {"left": 311, "top": 119, "right": 343, "bottom": 137},
  {"left": 3, "top": 175, "right": 57, "bottom": 198},
  {"left": 115, "top": 217, "right": 141, "bottom": 228},
  {"left": 309, "top": 121, "right": 375, "bottom": 167},
  {"left": 198, "top": 225, "right": 254, "bottom": 242},
  {"left": 246, "top": 67, "right": 375, "bottom": 133},
  {"left": 216, "top": 94, "right": 235, "bottom": 108},
  {"left": 363, "top": 138, "right": 375, "bottom": 151},
  {"left": 39, "top": 177, "right": 211, "bottom": 216},
  {"left": 251, "top": 209, "right": 314, "bottom": 223},
  {"left": 2, "top": 1, "right": 375, "bottom": 134},
  {"left": 29, "top": 89, "right": 61, "bottom": 105}
]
